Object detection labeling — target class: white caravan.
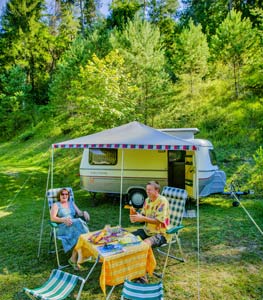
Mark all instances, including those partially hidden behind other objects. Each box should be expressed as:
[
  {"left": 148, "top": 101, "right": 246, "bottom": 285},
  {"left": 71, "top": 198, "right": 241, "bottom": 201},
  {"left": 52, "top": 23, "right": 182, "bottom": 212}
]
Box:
[{"left": 79, "top": 127, "right": 226, "bottom": 207}]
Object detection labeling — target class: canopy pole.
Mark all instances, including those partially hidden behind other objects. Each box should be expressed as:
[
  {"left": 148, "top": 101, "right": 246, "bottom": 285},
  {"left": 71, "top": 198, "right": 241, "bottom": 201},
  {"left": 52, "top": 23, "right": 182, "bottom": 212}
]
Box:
[
  {"left": 51, "top": 147, "right": 54, "bottom": 189},
  {"left": 37, "top": 160, "right": 51, "bottom": 259},
  {"left": 195, "top": 149, "right": 200, "bottom": 300},
  {"left": 119, "top": 149, "right": 124, "bottom": 226}
]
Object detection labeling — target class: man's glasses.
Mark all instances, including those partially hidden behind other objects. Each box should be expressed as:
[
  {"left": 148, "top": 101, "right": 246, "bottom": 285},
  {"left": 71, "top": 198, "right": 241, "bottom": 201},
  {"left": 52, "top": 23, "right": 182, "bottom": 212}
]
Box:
[{"left": 61, "top": 193, "right": 69, "bottom": 196}]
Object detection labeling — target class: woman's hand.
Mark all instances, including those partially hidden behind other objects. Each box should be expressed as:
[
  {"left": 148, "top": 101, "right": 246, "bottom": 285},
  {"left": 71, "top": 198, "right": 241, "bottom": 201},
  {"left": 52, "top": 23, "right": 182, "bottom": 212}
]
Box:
[
  {"left": 63, "top": 217, "right": 72, "bottom": 226},
  {"left": 83, "top": 211, "right": 90, "bottom": 222}
]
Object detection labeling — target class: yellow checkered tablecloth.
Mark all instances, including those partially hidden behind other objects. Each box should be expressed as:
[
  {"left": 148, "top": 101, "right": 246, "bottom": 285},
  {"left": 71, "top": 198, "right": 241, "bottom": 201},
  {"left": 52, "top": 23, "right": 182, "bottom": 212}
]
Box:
[{"left": 74, "top": 230, "right": 156, "bottom": 295}]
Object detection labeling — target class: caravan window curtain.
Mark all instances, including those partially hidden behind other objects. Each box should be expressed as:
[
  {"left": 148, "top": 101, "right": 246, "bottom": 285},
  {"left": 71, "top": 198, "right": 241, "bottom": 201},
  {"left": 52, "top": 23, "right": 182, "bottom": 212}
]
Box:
[{"left": 89, "top": 148, "right": 117, "bottom": 165}]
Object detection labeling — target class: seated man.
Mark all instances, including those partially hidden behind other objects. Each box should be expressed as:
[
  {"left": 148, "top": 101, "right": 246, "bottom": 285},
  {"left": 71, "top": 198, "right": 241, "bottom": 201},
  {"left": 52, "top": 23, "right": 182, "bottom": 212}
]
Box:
[{"left": 130, "top": 181, "right": 170, "bottom": 248}]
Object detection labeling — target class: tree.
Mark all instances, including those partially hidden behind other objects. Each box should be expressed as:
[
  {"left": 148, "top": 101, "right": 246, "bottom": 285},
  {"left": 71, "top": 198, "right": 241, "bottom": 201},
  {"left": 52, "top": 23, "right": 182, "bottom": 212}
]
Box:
[
  {"left": 49, "top": 0, "right": 96, "bottom": 29},
  {"left": 0, "top": 0, "right": 54, "bottom": 106},
  {"left": 110, "top": 15, "right": 171, "bottom": 125},
  {"left": 241, "top": 8, "right": 263, "bottom": 96},
  {"left": 83, "top": 0, "right": 102, "bottom": 28},
  {"left": 49, "top": 23, "right": 113, "bottom": 107},
  {"left": 107, "top": 0, "right": 141, "bottom": 30},
  {"left": 48, "top": 5, "right": 80, "bottom": 72},
  {"left": 50, "top": 49, "right": 135, "bottom": 131},
  {"left": 0, "top": 66, "right": 31, "bottom": 138},
  {"left": 211, "top": 10, "right": 259, "bottom": 98},
  {"left": 180, "top": 0, "right": 263, "bottom": 36},
  {"left": 172, "top": 19, "right": 209, "bottom": 94},
  {"left": 180, "top": 0, "right": 228, "bottom": 36},
  {"left": 49, "top": 36, "right": 93, "bottom": 109},
  {"left": 147, "top": 0, "right": 179, "bottom": 23}
]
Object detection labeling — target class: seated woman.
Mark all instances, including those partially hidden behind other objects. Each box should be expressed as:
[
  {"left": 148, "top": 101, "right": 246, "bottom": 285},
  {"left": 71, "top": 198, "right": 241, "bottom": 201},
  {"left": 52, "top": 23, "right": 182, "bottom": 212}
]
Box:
[{"left": 50, "top": 188, "right": 90, "bottom": 269}]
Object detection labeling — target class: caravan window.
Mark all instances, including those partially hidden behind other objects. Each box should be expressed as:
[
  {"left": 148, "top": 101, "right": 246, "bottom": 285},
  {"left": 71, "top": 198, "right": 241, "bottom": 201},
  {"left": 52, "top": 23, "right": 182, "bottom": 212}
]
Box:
[
  {"left": 89, "top": 148, "right": 117, "bottom": 165},
  {"left": 209, "top": 149, "right": 217, "bottom": 166}
]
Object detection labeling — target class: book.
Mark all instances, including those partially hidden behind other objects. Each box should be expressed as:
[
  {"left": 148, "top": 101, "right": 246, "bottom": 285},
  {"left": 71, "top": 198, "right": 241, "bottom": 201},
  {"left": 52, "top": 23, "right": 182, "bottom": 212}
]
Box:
[
  {"left": 118, "top": 235, "right": 142, "bottom": 246},
  {"left": 97, "top": 244, "right": 124, "bottom": 257}
]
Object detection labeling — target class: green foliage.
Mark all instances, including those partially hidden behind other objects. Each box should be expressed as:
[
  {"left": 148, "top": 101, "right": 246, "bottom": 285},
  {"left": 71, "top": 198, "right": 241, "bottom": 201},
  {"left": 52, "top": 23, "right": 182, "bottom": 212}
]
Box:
[
  {"left": 52, "top": 5, "right": 80, "bottom": 53},
  {"left": 51, "top": 45, "right": 137, "bottom": 133},
  {"left": 147, "top": 0, "right": 179, "bottom": 23},
  {"left": 0, "top": 66, "right": 32, "bottom": 138},
  {"left": 49, "top": 36, "right": 94, "bottom": 107},
  {"left": 172, "top": 19, "right": 209, "bottom": 93},
  {"left": 0, "top": 0, "right": 53, "bottom": 105},
  {"left": 250, "top": 146, "right": 263, "bottom": 192},
  {"left": 0, "top": 0, "right": 262, "bottom": 197},
  {"left": 69, "top": 50, "right": 136, "bottom": 128},
  {"left": 19, "top": 130, "right": 35, "bottom": 142},
  {"left": 110, "top": 15, "right": 171, "bottom": 125},
  {"left": 180, "top": 0, "right": 263, "bottom": 36},
  {"left": 107, "top": 0, "right": 141, "bottom": 29},
  {"left": 210, "top": 10, "right": 259, "bottom": 98},
  {"left": 83, "top": 0, "right": 97, "bottom": 28}
]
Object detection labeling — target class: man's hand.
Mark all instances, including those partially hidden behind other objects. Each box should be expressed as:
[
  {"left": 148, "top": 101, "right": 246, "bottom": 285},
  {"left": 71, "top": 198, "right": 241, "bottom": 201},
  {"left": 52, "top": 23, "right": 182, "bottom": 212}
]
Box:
[{"left": 130, "top": 213, "right": 145, "bottom": 223}]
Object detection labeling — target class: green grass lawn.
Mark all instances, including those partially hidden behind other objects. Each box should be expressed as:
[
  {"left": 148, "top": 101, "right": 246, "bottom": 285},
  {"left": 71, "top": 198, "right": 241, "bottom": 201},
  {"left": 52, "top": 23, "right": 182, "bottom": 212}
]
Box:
[{"left": 1, "top": 140, "right": 263, "bottom": 300}]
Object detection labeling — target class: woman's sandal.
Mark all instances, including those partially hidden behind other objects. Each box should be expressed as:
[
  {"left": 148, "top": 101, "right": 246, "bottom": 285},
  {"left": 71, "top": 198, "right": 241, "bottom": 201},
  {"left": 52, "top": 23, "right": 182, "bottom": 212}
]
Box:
[{"left": 68, "top": 258, "right": 83, "bottom": 271}]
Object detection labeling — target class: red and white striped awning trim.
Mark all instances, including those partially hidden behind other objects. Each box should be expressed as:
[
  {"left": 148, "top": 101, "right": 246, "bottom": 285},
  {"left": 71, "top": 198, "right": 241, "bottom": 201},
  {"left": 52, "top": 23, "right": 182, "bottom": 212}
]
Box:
[{"left": 52, "top": 143, "right": 197, "bottom": 150}]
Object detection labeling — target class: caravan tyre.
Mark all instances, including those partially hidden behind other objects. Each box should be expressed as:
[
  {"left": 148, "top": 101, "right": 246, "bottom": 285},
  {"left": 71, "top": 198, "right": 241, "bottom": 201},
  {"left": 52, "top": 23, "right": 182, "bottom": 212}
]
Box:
[{"left": 129, "top": 189, "right": 146, "bottom": 208}]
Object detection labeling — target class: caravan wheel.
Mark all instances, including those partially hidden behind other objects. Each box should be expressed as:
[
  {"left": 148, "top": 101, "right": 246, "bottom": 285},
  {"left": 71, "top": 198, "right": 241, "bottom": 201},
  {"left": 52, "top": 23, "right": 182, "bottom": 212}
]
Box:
[
  {"left": 129, "top": 189, "right": 146, "bottom": 208},
  {"left": 232, "top": 201, "right": 240, "bottom": 207}
]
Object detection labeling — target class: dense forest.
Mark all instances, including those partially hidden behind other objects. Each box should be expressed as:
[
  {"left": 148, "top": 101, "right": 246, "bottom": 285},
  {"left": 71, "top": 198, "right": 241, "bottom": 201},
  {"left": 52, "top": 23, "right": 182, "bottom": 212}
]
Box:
[{"left": 0, "top": 0, "right": 263, "bottom": 191}]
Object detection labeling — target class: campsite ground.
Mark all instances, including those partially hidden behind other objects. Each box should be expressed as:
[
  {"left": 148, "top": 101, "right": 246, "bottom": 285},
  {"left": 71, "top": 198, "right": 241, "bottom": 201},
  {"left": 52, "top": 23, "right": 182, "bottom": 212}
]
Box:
[{"left": 0, "top": 139, "right": 263, "bottom": 300}]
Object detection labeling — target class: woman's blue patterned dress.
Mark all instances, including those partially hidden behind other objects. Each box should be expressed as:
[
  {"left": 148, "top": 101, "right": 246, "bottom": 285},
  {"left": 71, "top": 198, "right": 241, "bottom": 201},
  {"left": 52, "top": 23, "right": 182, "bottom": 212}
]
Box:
[{"left": 56, "top": 201, "right": 89, "bottom": 252}]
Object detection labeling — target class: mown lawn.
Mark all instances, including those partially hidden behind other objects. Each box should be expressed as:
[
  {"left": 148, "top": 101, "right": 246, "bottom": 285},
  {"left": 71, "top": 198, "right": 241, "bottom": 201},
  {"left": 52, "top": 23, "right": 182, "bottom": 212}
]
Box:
[{"left": 0, "top": 140, "right": 263, "bottom": 300}]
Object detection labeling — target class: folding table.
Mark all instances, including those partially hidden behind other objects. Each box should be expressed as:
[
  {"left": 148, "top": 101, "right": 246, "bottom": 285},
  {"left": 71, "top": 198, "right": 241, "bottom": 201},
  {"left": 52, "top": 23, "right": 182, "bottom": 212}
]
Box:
[{"left": 74, "top": 228, "right": 156, "bottom": 299}]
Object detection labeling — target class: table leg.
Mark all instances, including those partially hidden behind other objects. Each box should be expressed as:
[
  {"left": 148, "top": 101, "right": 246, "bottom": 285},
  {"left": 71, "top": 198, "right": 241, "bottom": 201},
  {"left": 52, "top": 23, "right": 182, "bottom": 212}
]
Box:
[
  {"left": 84, "top": 256, "right": 100, "bottom": 282},
  {"left": 106, "top": 286, "right": 116, "bottom": 300}
]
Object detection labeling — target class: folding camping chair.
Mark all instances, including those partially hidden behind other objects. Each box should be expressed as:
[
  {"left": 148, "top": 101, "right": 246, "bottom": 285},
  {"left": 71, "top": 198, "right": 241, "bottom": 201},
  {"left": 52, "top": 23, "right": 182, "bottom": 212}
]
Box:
[
  {"left": 24, "top": 255, "right": 99, "bottom": 300},
  {"left": 47, "top": 187, "right": 81, "bottom": 269},
  {"left": 23, "top": 269, "right": 85, "bottom": 300},
  {"left": 121, "top": 279, "right": 164, "bottom": 300},
  {"left": 155, "top": 186, "right": 188, "bottom": 275}
]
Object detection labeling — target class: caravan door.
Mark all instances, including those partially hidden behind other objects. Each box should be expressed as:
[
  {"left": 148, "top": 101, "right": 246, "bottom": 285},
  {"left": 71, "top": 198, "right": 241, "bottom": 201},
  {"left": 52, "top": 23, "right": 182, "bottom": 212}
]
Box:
[
  {"left": 168, "top": 150, "right": 195, "bottom": 199},
  {"left": 168, "top": 150, "right": 186, "bottom": 189}
]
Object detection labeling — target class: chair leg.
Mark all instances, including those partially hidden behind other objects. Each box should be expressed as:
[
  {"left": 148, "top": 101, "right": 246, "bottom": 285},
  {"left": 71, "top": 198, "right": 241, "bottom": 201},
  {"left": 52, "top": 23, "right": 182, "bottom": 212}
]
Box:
[
  {"left": 157, "top": 251, "right": 185, "bottom": 262},
  {"left": 48, "top": 230, "right": 55, "bottom": 254},
  {"left": 53, "top": 229, "right": 69, "bottom": 269},
  {"left": 156, "top": 235, "right": 185, "bottom": 263},
  {"left": 75, "top": 278, "right": 86, "bottom": 300},
  {"left": 175, "top": 234, "right": 185, "bottom": 262},
  {"left": 24, "top": 291, "right": 36, "bottom": 300}
]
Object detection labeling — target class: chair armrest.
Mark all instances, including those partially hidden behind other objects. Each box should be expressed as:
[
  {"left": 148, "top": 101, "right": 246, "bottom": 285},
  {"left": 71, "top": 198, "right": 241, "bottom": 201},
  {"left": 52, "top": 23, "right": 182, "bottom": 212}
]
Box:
[
  {"left": 49, "top": 221, "right": 59, "bottom": 228},
  {"left": 76, "top": 215, "right": 89, "bottom": 223},
  {"left": 166, "top": 225, "right": 184, "bottom": 235}
]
